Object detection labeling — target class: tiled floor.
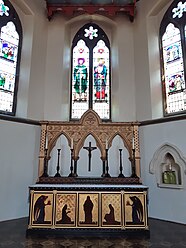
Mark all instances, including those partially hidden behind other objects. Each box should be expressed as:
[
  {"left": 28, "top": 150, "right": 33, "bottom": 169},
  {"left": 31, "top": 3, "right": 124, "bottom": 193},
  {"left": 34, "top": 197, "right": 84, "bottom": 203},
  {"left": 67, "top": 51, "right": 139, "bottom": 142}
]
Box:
[{"left": 0, "top": 217, "right": 186, "bottom": 247}]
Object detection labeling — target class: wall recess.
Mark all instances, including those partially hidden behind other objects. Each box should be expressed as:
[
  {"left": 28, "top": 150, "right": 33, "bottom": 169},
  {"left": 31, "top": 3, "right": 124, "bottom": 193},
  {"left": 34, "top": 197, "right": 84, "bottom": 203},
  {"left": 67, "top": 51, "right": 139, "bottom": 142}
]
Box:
[{"left": 149, "top": 143, "right": 186, "bottom": 189}]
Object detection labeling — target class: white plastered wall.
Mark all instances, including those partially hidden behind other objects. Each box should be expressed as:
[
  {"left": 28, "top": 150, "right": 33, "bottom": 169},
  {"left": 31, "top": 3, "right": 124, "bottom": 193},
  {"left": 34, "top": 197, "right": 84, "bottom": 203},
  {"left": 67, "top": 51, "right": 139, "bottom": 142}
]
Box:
[
  {"left": 140, "top": 120, "right": 186, "bottom": 224},
  {"left": 134, "top": 0, "right": 172, "bottom": 121},
  {"left": 0, "top": 120, "right": 40, "bottom": 222},
  {"left": 3, "top": 0, "right": 186, "bottom": 225},
  {"left": 0, "top": 0, "right": 45, "bottom": 221},
  {"left": 44, "top": 13, "right": 136, "bottom": 121},
  {"left": 11, "top": 0, "right": 48, "bottom": 120}
]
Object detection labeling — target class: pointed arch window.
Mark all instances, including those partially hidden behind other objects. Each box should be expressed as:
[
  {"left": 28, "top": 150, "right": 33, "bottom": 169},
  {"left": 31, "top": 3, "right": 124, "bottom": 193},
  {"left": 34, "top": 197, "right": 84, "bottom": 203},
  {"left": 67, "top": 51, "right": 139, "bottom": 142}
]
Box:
[
  {"left": 70, "top": 23, "right": 111, "bottom": 120},
  {"left": 160, "top": 1, "right": 186, "bottom": 116},
  {"left": 0, "top": 0, "right": 22, "bottom": 115}
]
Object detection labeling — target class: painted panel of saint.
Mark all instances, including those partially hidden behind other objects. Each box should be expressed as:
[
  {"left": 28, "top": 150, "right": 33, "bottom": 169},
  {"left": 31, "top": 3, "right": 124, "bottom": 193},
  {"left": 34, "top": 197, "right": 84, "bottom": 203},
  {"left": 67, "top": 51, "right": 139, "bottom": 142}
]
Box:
[
  {"left": 78, "top": 193, "right": 99, "bottom": 227},
  {"left": 101, "top": 193, "right": 121, "bottom": 227},
  {"left": 124, "top": 192, "right": 147, "bottom": 228},
  {"left": 31, "top": 192, "right": 53, "bottom": 226},
  {"left": 55, "top": 193, "right": 76, "bottom": 227}
]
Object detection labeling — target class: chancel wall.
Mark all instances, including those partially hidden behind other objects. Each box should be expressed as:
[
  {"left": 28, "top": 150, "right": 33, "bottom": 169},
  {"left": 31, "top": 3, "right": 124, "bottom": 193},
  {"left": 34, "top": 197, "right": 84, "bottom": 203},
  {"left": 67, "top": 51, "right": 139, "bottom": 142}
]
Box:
[{"left": 2, "top": 0, "right": 186, "bottom": 226}]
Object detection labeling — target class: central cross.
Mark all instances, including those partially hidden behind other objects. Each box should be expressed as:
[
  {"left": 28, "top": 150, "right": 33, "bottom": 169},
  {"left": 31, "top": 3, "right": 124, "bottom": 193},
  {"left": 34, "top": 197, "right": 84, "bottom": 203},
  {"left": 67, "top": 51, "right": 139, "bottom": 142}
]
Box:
[{"left": 83, "top": 142, "right": 97, "bottom": 171}]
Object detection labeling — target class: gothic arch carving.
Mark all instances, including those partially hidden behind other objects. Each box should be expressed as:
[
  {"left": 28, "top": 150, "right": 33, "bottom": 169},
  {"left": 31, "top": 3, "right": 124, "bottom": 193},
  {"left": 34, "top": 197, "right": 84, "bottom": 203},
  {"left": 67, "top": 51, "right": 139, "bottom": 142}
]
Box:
[
  {"left": 38, "top": 109, "right": 140, "bottom": 178},
  {"left": 75, "top": 132, "right": 104, "bottom": 160},
  {"left": 149, "top": 143, "right": 186, "bottom": 188},
  {"left": 109, "top": 132, "right": 132, "bottom": 157}
]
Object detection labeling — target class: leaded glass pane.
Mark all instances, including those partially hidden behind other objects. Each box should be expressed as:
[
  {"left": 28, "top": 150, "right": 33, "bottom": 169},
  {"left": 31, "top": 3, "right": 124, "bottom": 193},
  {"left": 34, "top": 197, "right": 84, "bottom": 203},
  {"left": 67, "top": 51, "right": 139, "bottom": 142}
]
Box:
[
  {"left": 0, "top": 0, "right": 9, "bottom": 16},
  {"left": 71, "top": 39, "right": 89, "bottom": 119},
  {"left": 92, "top": 40, "right": 110, "bottom": 119},
  {"left": 162, "top": 23, "right": 186, "bottom": 114},
  {"left": 0, "top": 22, "right": 19, "bottom": 112},
  {"left": 172, "top": 2, "right": 186, "bottom": 19}
]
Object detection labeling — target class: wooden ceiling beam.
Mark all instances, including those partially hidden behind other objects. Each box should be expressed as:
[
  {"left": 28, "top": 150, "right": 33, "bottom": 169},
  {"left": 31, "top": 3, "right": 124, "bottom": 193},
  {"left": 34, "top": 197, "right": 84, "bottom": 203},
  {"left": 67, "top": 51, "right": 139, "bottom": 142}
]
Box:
[{"left": 46, "top": 1, "right": 138, "bottom": 22}]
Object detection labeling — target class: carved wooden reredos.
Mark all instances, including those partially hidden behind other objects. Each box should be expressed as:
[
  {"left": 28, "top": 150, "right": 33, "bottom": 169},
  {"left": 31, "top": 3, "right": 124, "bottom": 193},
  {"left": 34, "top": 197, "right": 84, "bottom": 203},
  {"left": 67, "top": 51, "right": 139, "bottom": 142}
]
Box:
[{"left": 38, "top": 110, "right": 140, "bottom": 178}]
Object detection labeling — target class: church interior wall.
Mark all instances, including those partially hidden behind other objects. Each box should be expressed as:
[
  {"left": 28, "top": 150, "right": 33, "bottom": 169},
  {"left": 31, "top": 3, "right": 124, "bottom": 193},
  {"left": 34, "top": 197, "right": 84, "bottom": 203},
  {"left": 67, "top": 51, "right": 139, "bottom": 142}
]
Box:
[
  {"left": 134, "top": 0, "right": 172, "bottom": 121},
  {"left": 0, "top": 120, "right": 40, "bottom": 222},
  {"left": 139, "top": 119, "right": 186, "bottom": 224},
  {"left": 43, "top": 13, "right": 136, "bottom": 121},
  {"left": 11, "top": 0, "right": 48, "bottom": 120},
  {"left": 1, "top": 0, "right": 186, "bottom": 225}
]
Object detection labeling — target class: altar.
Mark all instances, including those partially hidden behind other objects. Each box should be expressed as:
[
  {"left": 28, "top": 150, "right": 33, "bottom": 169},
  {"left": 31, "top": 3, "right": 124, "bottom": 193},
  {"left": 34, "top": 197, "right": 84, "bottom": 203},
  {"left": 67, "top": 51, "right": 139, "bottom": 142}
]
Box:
[
  {"left": 26, "top": 110, "right": 149, "bottom": 237},
  {"left": 27, "top": 184, "right": 149, "bottom": 236}
]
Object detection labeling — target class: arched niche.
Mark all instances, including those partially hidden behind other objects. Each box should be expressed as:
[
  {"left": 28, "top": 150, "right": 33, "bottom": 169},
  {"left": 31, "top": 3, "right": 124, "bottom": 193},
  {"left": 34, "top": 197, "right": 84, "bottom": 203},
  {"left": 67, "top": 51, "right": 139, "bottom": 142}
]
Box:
[
  {"left": 48, "top": 134, "right": 71, "bottom": 177},
  {"left": 77, "top": 134, "right": 102, "bottom": 177},
  {"left": 149, "top": 143, "right": 186, "bottom": 189},
  {"left": 109, "top": 134, "right": 131, "bottom": 177}
]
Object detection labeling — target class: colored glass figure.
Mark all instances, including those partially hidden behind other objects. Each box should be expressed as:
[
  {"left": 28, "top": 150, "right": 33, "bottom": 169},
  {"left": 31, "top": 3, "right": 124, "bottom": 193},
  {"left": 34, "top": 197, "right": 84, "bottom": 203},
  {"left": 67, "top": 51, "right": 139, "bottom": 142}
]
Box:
[
  {"left": 0, "top": 73, "right": 5, "bottom": 87},
  {"left": 94, "top": 58, "right": 107, "bottom": 100},
  {"left": 1, "top": 42, "right": 15, "bottom": 60},
  {"left": 92, "top": 40, "right": 110, "bottom": 119},
  {"left": 71, "top": 39, "right": 89, "bottom": 119},
  {"left": 168, "top": 73, "right": 184, "bottom": 92},
  {"left": 0, "top": 0, "right": 9, "bottom": 16},
  {"left": 73, "top": 57, "right": 88, "bottom": 101}
]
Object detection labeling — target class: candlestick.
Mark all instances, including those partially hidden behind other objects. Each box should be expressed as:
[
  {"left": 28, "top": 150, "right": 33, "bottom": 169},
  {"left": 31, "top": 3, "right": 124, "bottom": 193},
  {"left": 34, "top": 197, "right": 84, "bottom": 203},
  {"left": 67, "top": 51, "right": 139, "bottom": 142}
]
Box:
[
  {"left": 101, "top": 160, "right": 106, "bottom": 177},
  {"left": 71, "top": 138, "right": 73, "bottom": 149},
  {"left": 45, "top": 133, "right": 48, "bottom": 149},
  {"left": 40, "top": 148, "right": 49, "bottom": 177},
  {"left": 104, "top": 148, "right": 111, "bottom": 177},
  {"left": 106, "top": 139, "right": 108, "bottom": 149},
  {"left": 132, "top": 136, "right": 135, "bottom": 150},
  {"left": 118, "top": 149, "right": 125, "bottom": 178},
  {"left": 54, "top": 149, "right": 61, "bottom": 177},
  {"left": 131, "top": 148, "right": 138, "bottom": 178},
  {"left": 58, "top": 136, "right": 62, "bottom": 149},
  {"left": 68, "top": 148, "right": 75, "bottom": 177}
]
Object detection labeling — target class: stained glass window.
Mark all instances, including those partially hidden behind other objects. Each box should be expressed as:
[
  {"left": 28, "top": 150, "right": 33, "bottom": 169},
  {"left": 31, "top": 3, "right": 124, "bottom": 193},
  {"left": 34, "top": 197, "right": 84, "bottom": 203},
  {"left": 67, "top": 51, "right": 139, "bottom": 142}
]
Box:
[
  {"left": 0, "top": 0, "right": 22, "bottom": 115},
  {"left": 93, "top": 40, "right": 110, "bottom": 119},
  {"left": 160, "top": 0, "right": 186, "bottom": 116},
  {"left": 71, "top": 40, "right": 89, "bottom": 119},
  {"left": 70, "top": 23, "right": 111, "bottom": 120}
]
